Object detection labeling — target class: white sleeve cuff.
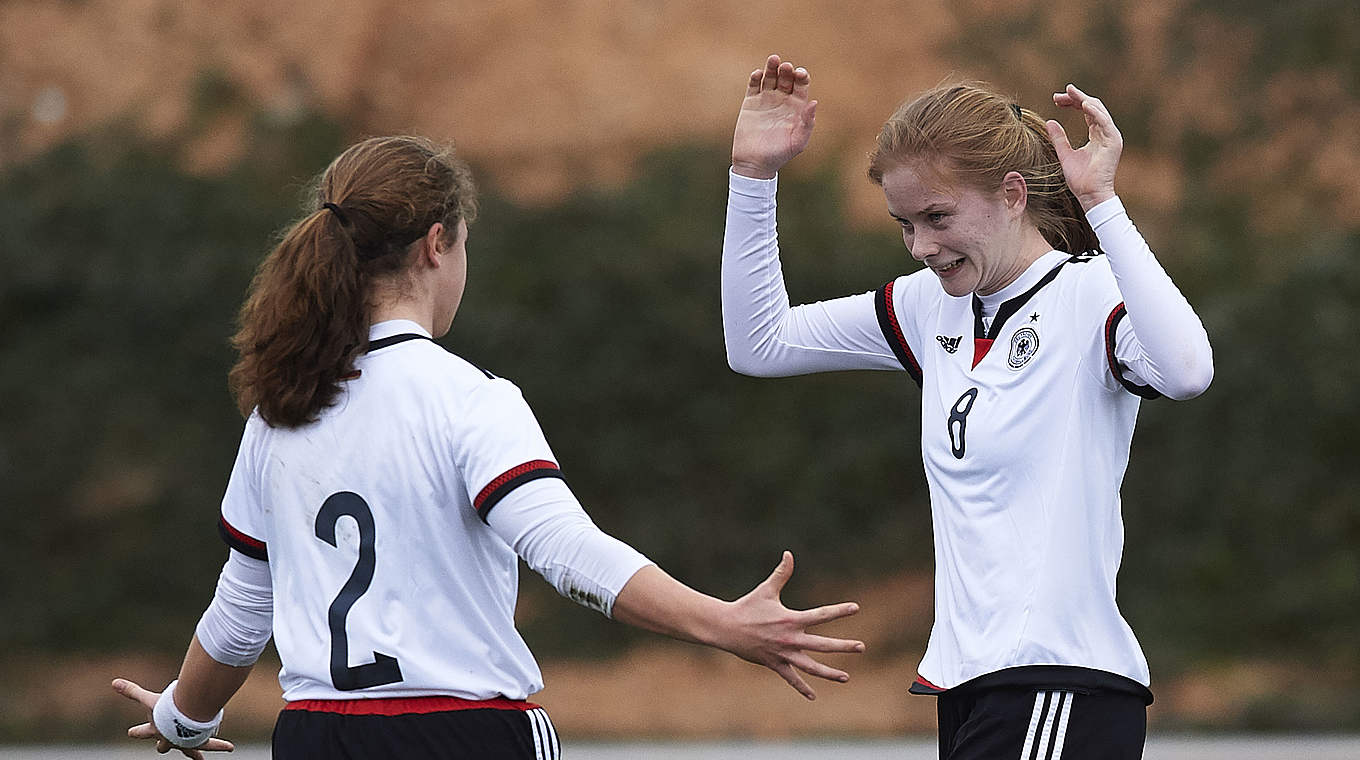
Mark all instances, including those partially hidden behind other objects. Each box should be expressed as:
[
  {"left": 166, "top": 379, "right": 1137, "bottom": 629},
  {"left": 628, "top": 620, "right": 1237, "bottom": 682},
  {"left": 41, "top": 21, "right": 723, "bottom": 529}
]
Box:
[
  {"left": 729, "top": 168, "right": 779, "bottom": 199},
  {"left": 1084, "top": 195, "right": 1127, "bottom": 230}
]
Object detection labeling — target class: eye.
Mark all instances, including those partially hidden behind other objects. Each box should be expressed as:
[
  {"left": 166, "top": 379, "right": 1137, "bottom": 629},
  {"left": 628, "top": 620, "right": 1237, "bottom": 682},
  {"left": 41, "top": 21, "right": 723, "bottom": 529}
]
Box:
[
  {"left": 896, "top": 218, "right": 914, "bottom": 233},
  {"left": 927, "top": 212, "right": 948, "bottom": 225}
]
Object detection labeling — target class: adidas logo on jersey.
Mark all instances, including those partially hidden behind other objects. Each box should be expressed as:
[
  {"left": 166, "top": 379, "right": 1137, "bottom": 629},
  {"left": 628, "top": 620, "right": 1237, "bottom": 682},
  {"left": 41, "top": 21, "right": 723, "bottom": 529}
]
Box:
[{"left": 936, "top": 335, "right": 962, "bottom": 354}]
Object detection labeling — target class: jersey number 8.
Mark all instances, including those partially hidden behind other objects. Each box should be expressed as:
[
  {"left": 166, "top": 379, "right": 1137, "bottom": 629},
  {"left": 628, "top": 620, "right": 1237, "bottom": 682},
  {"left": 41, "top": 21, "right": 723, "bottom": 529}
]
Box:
[{"left": 948, "top": 387, "right": 979, "bottom": 460}]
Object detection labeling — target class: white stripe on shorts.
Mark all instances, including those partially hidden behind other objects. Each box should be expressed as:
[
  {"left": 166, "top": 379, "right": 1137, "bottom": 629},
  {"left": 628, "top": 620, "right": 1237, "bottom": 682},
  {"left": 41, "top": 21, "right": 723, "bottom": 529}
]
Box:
[
  {"left": 1018, "top": 690, "right": 1075, "bottom": 760},
  {"left": 527, "top": 707, "right": 560, "bottom": 760},
  {"left": 1050, "top": 691, "right": 1075, "bottom": 760}
]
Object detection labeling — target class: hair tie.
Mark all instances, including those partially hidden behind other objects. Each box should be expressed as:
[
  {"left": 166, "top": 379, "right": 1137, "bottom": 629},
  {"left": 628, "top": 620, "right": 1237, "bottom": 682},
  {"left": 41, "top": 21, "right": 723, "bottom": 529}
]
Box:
[
  {"left": 321, "top": 202, "right": 349, "bottom": 226},
  {"left": 1010, "top": 103, "right": 1023, "bottom": 120}
]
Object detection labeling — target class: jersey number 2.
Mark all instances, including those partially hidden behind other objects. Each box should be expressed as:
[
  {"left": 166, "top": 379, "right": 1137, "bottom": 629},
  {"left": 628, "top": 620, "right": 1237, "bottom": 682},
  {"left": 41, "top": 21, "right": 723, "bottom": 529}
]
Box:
[
  {"left": 315, "top": 491, "right": 404, "bottom": 691},
  {"left": 948, "top": 387, "right": 979, "bottom": 459}
]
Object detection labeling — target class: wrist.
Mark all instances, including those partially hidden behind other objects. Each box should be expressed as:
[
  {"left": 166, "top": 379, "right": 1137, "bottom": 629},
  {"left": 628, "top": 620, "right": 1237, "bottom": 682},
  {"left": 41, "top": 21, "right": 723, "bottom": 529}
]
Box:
[
  {"left": 1076, "top": 189, "right": 1116, "bottom": 213},
  {"left": 731, "top": 161, "right": 777, "bottom": 181},
  {"left": 152, "top": 680, "right": 223, "bottom": 749}
]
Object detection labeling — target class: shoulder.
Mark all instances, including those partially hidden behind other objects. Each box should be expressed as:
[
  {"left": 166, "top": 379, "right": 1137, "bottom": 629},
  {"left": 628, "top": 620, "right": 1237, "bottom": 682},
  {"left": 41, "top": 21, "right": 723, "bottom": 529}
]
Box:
[
  {"left": 879, "top": 267, "right": 945, "bottom": 314},
  {"left": 1054, "top": 252, "right": 1121, "bottom": 311}
]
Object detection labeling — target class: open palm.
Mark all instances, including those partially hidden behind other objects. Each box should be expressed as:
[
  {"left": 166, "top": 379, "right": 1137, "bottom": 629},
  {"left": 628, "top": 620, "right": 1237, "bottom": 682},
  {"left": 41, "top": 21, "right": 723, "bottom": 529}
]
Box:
[{"left": 731, "top": 54, "right": 818, "bottom": 179}]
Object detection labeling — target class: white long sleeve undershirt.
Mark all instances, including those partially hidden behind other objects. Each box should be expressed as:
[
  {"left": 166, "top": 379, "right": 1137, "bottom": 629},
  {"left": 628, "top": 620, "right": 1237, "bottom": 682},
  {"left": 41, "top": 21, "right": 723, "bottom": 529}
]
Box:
[{"left": 721, "top": 170, "right": 1213, "bottom": 399}]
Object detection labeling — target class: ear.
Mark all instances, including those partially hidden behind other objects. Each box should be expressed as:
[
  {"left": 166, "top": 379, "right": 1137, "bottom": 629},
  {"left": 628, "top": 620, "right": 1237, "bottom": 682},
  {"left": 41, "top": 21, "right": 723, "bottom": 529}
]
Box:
[
  {"left": 420, "top": 222, "right": 446, "bottom": 268},
  {"left": 1001, "top": 171, "right": 1028, "bottom": 215}
]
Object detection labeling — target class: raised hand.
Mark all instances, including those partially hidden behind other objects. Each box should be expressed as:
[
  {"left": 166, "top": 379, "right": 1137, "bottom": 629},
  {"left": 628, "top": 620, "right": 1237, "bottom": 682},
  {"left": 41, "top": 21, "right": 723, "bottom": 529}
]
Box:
[
  {"left": 112, "top": 678, "right": 236, "bottom": 759},
  {"left": 731, "top": 54, "right": 818, "bottom": 179},
  {"left": 721, "top": 551, "right": 864, "bottom": 700},
  {"left": 1046, "top": 84, "right": 1122, "bottom": 211}
]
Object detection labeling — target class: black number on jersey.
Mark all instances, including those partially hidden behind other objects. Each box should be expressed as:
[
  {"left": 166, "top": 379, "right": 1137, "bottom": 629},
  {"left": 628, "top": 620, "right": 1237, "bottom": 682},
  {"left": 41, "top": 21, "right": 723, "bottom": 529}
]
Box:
[
  {"left": 315, "top": 491, "right": 404, "bottom": 691},
  {"left": 948, "top": 387, "right": 979, "bottom": 459}
]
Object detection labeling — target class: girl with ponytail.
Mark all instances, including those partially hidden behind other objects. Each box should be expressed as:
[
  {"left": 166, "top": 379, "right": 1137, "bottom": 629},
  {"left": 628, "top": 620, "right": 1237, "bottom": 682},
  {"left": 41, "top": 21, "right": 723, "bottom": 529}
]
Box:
[
  {"left": 114, "top": 135, "right": 863, "bottom": 759},
  {"left": 723, "top": 56, "right": 1215, "bottom": 759}
]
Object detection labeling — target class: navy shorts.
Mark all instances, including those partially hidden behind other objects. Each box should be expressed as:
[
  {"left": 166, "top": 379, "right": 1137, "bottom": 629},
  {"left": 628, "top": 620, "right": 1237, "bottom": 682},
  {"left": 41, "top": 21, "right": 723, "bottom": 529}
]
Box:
[{"left": 271, "top": 696, "right": 560, "bottom": 760}]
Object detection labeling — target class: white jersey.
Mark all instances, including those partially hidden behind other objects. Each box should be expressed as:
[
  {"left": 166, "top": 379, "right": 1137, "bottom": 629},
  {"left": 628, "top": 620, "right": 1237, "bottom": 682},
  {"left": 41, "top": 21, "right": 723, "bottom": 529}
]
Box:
[
  {"left": 219, "top": 320, "right": 572, "bottom": 702},
  {"left": 881, "top": 250, "right": 1151, "bottom": 689},
  {"left": 722, "top": 171, "right": 1213, "bottom": 696}
]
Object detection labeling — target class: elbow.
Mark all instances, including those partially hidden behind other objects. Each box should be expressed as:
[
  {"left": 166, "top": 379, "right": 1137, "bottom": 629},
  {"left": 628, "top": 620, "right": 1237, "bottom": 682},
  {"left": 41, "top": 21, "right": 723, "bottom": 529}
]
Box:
[
  {"left": 726, "top": 346, "right": 778, "bottom": 378},
  {"left": 1163, "top": 353, "right": 1214, "bottom": 401}
]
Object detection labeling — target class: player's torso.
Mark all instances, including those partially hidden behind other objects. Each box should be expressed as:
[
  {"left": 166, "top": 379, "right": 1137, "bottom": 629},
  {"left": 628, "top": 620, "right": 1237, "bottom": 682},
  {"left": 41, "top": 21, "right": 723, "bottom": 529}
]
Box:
[
  {"left": 258, "top": 347, "right": 539, "bottom": 701},
  {"left": 915, "top": 267, "right": 1094, "bottom": 496}
]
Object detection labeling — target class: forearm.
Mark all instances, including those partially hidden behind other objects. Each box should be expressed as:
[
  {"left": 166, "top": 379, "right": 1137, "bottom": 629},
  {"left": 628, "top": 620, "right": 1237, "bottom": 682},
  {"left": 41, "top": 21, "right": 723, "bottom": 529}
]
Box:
[
  {"left": 487, "top": 479, "right": 652, "bottom": 617},
  {"left": 1090, "top": 196, "right": 1214, "bottom": 399},
  {"left": 173, "top": 636, "right": 255, "bottom": 721},
  {"left": 611, "top": 564, "right": 729, "bottom": 648}
]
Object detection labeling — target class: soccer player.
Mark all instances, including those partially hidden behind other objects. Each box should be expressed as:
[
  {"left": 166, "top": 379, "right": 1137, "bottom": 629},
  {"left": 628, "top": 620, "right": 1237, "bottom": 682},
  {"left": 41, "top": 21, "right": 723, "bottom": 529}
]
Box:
[
  {"left": 722, "top": 55, "right": 1213, "bottom": 759},
  {"left": 112, "top": 135, "right": 864, "bottom": 759}
]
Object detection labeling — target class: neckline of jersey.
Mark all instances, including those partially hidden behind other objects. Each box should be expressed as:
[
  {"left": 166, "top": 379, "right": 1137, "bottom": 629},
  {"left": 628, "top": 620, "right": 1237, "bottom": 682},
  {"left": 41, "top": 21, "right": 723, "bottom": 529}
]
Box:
[{"left": 971, "top": 255, "right": 1069, "bottom": 342}]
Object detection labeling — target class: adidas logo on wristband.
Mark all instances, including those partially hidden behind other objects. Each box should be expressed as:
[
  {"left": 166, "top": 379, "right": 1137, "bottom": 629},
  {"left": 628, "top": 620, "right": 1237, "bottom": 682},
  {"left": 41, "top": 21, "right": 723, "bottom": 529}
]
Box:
[{"left": 174, "top": 719, "right": 202, "bottom": 740}]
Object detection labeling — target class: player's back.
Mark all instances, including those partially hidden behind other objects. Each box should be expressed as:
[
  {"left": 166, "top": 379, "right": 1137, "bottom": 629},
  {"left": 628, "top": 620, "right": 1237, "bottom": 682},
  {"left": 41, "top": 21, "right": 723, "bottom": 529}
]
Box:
[{"left": 233, "top": 328, "right": 544, "bottom": 702}]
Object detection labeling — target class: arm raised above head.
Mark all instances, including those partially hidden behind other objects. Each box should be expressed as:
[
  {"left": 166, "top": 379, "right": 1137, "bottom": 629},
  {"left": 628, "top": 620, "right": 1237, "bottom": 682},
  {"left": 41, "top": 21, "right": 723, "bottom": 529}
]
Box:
[{"left": 722, "top": 171, "right": 906, "bottom": 377}]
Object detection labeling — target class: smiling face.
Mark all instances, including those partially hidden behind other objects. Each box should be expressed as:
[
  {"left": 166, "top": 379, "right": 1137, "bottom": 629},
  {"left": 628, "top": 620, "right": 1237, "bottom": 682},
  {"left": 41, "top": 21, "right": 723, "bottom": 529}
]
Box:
[{"left": 880, "top": 162, "right": 1035, "bottom": 298}]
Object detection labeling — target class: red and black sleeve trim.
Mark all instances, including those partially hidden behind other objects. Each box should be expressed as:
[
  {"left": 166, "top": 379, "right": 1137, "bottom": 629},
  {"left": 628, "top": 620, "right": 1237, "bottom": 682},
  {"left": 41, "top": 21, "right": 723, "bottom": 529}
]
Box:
[
  {"left": 474, "top": 460, "right": 565, "bottom": 522},
  {"left": 218, "top": 515, "right": 268, "bottom": 561},
  {"left": 874, "top": 281, "right": 923, "bottom": 387},
  {"left": 1105, "top": 303, "right": 1162, "bottom": 400}
]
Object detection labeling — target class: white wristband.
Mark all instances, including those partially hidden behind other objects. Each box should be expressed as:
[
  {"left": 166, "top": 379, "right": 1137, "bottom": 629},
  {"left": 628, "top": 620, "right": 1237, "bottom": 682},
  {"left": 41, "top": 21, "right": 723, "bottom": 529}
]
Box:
[{"left": 152, "top": 680, "right": 223, "bottom": 749}]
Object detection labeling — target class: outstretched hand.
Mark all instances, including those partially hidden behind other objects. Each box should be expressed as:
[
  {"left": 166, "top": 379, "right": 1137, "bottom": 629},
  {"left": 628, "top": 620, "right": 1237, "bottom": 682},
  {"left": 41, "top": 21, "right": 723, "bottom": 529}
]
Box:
[
  {"left": 722, "top": 551, "right": 864, "bottom": 700},
  {"left": 731, "top": 54, "right": 818, "bottom": 180},
  {"left": 111, "top": 678, "right": 235, "bottom": 758},
  {"left": 1046, "top": 84, "right": 1122, "bottom": 211}
]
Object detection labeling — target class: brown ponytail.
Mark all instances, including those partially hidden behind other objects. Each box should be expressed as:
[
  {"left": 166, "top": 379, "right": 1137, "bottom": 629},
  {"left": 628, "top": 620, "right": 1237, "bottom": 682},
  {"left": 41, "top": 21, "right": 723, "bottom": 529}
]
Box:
[
  {"left": 867, "top": 82, "right": 1100, "bottom": 255},
  {"left": 229, "top": 136, "right": 477, "bottom": 428}
]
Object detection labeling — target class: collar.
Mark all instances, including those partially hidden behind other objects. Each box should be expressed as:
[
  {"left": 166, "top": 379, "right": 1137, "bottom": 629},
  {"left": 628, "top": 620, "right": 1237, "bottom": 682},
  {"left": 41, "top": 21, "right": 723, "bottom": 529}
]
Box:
[
  {"left": 975, "top": 250, "right": 1068, "bottom": 317},
  {"left": 369, "top": 319, "right": 431, "bottom": 342}
]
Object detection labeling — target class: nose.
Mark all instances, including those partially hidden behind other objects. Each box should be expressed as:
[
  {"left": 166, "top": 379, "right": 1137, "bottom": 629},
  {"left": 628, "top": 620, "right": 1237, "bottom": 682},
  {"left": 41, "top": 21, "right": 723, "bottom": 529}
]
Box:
[{"left": 909, "top": 229, "right": 937, "bottom": 262}]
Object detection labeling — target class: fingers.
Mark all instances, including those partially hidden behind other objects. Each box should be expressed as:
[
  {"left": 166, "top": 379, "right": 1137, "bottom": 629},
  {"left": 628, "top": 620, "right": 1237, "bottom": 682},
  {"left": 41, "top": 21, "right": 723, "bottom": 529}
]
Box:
[
  {"left": 1046, "top": 119, "right": 1076, "bottom": 159},
  {"left": 754, "top": 55, "right": 808, "bottom": 97},
  {"left": 774, "top": 662, "right": 817, "bottom": 701},
  {"left": 202, "top": 737, "right": 236, "bottom": 753},
  {"left": 759, "top": 550, "right": 795, "bottom": 596},
  {"left": 775, "top": 61, "right": 796, "bottom": 94},
  {"left": 760, "top": 55, "right": 781, "bottom": 91},
  {"left": 129, "top": 722, "right": 158, "bottom": 739},
  {"left": 794, "top": 632, "right": 866, "bottom": 654},
  {"left": 112, "top": 678, "right": 159, "bottom": 711},
  {"left": 796, "top": 600, "right": 860, "bottom": 627},
  {"left": 788, "top": 651, "right": 851, "bottom": 683},
  {"left": 791, "top": 66, "right": 810, "bottom": 101},
  {"left": 746, "top": 69, "right": 762, "bottom": 97},
  {"left": 1053, "top": 85, "right": 1119, "bottom": 133}
]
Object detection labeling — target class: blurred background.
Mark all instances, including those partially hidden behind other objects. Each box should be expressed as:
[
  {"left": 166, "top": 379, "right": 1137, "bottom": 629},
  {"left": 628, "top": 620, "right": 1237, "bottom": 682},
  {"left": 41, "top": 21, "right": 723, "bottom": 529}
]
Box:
[{"left": 1, "top": 0, "right": 1357, "bottom": 744}]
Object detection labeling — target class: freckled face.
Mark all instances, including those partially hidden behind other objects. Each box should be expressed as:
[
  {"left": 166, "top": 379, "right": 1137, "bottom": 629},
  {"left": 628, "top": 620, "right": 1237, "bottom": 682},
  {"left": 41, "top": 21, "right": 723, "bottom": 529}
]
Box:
[{"left": 880, "top": 163, "right": 1020, "bottom": 297}]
